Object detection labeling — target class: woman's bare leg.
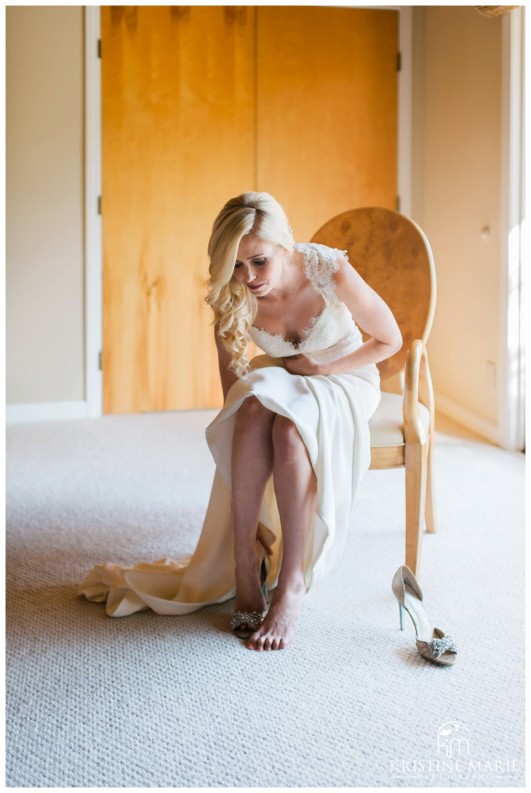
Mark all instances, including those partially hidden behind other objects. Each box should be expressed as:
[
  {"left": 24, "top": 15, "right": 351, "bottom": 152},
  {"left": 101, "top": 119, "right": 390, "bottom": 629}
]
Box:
[
  {"left": 246, "top": 416, "right": 317, "bottom": 651},
  {"left": 231, "top": 396, "right": 275, "bottom": 613}
]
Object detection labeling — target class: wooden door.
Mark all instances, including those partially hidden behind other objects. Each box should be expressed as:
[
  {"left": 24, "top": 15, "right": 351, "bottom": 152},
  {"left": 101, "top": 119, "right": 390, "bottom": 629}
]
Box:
[
  {"left": 101, "top": 7, "right": 398, "bottom": 414},
  {"left": 101, "top": 7, "right": 254, "bottom": 413},
  {"left": 256, "top": 7, "right": 398, "bottom": 240}
]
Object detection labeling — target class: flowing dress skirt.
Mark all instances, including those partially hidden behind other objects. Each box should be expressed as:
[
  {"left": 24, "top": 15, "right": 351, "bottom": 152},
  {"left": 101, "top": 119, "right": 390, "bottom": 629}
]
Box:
[{"left": 79, "top": 342, "right": 380, "bottom": 617}]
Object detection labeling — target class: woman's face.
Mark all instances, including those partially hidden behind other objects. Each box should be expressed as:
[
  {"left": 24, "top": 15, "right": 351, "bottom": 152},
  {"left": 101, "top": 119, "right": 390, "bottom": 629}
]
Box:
[{"left": 232, "top": 234, "right": 285, "bottom": 297}]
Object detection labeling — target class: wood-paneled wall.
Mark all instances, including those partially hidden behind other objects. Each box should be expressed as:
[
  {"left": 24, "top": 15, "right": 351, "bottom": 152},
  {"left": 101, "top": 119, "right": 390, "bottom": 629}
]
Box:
[{"left": 102, "top": 7, "right": 397, "bottom": 413}]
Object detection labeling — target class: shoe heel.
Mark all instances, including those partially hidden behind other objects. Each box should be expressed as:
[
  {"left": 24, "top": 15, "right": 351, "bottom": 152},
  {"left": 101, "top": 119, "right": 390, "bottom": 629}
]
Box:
[
  {"left": 260, "top": 557, "right": 270, "bottom": 603},
  {"left": 399, "top": 603, "right": 405, "bottom": 631}
]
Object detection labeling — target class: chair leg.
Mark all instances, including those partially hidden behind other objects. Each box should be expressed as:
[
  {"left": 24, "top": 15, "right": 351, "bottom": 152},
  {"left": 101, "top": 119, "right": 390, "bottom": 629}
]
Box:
[
  {"left": 425, "top": 434, "right": 437, "bottom": 534},
  {"left": 420, "top": 351, "right": 437, "bottom": 534},
  {"left": 404, "top": 441, "right": 428, "bottom": 577}
]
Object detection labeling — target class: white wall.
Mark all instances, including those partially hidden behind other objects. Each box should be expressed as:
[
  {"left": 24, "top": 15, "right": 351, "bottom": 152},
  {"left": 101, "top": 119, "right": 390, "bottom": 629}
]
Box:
[
  {"left": 6, "top": 6, "right": 85, "bottom": 406},
  {"left": 412, "top": 7, "right": 504, "bottom": 435},
  {"left": 7, "top": 6, "right": 516, "bottom": 442}
]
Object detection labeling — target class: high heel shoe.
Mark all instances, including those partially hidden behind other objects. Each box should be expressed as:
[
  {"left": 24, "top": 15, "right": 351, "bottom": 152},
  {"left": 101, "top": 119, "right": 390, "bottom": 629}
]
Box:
[
  {"left": 392, "top": 565, "right": 457, "bottom": 666},
  {"left": 230, "top": 554, "right": 270, "bottom": 639}
]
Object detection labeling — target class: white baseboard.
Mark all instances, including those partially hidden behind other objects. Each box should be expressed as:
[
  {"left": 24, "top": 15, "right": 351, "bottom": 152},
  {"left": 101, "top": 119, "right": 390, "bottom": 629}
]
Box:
[
  {"left": 4, "top": 394, "right": 504, "bottom": 447},
  {"left": 6, "top": 401, "right": 89, "bottom": 424},
  {"left": 435, "top": 392, "right": 501, "bottom": 447}
]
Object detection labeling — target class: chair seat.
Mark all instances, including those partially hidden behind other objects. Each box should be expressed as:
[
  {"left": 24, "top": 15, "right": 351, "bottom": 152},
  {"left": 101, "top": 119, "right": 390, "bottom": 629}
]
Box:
[{"left": 369, "top": 392, "right": 431, "bottom": 448}]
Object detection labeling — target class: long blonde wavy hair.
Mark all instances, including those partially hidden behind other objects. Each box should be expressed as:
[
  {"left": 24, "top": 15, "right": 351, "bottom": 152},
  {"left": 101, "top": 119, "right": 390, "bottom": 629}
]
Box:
[{"left": 205, "top": 192, "right": 294, "bottom": 378}]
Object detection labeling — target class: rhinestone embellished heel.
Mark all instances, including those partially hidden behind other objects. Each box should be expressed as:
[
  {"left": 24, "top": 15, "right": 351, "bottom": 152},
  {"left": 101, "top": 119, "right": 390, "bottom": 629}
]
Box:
[
  {"left": 392, "top": 565, "right": 457, "bottom": 666},
  {"left": 230, "top": 607, "right": 266, "bottom": 639},
  {"left": 230, "top": 554, "right": 270, "bottom": 640}
]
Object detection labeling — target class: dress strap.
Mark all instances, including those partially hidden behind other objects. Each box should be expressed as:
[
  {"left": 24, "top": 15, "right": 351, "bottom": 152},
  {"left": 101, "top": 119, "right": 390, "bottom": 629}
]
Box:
[{"left": 296, "top": 242, "right": 344, "bottom": 305}]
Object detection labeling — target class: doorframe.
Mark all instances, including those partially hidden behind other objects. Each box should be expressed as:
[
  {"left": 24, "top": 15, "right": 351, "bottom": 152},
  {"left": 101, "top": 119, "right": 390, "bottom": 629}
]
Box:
[
  {"left": 397, "top": 6, "right": 413, "bottom": 217},
  {"left": 498, "top": 7, "right": 525, "bottom": 451},
  {"left": 83, "top": 6, "right": 412, "bottom": 417},
  {"left": 84, "top": 6, "right": 102, "bottom": 417}
]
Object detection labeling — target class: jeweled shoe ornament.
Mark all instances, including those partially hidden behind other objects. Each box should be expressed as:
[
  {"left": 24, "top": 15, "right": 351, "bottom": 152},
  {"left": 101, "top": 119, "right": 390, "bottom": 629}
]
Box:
[
  {"left": 230, "top": 610, "right": 264, "bottom": 632},
  {"left": 428, "top": 632, "right": 457, "bottom": 659}
]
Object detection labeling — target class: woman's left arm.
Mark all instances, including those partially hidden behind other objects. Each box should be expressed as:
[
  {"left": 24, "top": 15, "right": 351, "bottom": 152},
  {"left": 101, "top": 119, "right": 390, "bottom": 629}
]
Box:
[{"left": 284, "top": 255, "right": 402, "bottom": 376}]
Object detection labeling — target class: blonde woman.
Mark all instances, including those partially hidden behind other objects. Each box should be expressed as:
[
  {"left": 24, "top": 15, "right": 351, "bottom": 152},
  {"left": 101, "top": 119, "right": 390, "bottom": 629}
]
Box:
[{"left": 79, "top": 192, "right": 401, "bottom": 652}]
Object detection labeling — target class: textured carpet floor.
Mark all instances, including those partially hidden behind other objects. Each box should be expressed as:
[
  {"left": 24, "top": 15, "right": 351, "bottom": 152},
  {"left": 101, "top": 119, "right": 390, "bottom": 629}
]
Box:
[{"left": 6, "top": 410, "right": 525, "bottom": 787}]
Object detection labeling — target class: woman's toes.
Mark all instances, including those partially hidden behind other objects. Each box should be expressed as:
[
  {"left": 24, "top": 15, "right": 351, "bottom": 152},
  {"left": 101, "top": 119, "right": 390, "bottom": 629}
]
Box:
[
  {"left": 246, "top": 631, "right": 262, "bottom": 650},
  {"left": 244, "top": 631, "right": 287, "bottom": 651}
]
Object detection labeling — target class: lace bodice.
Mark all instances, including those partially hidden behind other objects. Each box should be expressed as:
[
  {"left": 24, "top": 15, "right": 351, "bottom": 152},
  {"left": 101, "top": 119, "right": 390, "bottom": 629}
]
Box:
[{"left": 249, "top": 242, "right": 361, "bottom": 357}]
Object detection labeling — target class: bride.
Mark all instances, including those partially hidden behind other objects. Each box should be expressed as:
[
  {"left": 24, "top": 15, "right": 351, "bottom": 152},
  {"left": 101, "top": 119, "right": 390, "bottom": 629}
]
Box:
[{"left": 79, "top": 191, "right": 402, "bottom": 652}]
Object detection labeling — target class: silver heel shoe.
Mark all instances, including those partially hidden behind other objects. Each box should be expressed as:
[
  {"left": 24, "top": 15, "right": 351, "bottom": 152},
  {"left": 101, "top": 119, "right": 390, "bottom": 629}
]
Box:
[
  {"left": 230, "top": 554, "right": 270, "bottom": 640},
  {"left": 392, "top": 565, "right": 457, "bottom": 666}
]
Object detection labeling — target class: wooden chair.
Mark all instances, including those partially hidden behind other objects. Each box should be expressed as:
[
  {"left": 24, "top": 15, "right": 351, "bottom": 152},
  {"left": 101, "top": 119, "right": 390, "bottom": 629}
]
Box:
[{"left": 311, "top": 207, "right": 437, "bottom": 576}]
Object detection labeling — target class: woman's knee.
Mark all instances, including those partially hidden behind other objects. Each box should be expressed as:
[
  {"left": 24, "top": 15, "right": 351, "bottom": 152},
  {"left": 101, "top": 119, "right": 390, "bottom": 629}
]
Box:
[
  {"left": 272, "top": 415, "right": 305, "bottom": 456},
  {"left": 235, "top": 395, "right": 273, "bottom": 427}
]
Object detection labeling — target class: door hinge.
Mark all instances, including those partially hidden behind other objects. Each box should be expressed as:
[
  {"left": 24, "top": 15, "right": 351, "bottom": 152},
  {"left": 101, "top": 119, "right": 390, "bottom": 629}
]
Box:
[
  {"left": 97, "top": 196, "right": 102, "bottom": 215},
  {"left": 397, "top": 52, "right": 402, "bottom": 72},
  {"left": 98, "top": 351, "right": 102, "bottom": 371},
  {"left": 97, "top": 39, "right": 102, "bottom": 59},
  {"left": 396, "top": 196, "right": 401, "bottom": 212}
]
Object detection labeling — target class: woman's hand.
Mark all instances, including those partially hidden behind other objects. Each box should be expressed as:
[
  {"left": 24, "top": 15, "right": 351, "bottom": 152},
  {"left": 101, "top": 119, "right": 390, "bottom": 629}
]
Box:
[{"left": 282, "top": 354, "right": 323, "bottom": 376}]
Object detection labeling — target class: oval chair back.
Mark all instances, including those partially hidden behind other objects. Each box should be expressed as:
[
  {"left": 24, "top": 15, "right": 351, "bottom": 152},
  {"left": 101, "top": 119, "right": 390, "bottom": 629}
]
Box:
[{"left": 311, "top": 207, "right": 436, "bottom": 387}]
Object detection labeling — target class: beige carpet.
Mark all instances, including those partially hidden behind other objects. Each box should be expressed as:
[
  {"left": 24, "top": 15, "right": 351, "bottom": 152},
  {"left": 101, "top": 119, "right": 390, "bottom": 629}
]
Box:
[{"left": 6, "top": 410, "right": 525, "bottom": 787}]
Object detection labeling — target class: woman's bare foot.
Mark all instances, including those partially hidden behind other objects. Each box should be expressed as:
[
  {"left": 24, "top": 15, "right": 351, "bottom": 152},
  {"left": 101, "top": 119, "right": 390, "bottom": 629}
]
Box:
[{"left": 245, "top": 577, "right": 306, "bottom": 651}]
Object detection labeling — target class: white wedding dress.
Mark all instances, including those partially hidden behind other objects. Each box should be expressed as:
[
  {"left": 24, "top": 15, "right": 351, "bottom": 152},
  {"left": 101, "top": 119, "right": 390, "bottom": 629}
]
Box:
[{"left": 79, "top": 243, "right": 381, "bottom": 617}]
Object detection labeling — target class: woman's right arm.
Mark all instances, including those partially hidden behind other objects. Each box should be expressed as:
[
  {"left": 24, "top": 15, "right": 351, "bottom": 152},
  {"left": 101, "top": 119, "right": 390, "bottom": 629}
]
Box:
[{"left": 214, "top": 325, "right": 239, "bottom": 401}]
